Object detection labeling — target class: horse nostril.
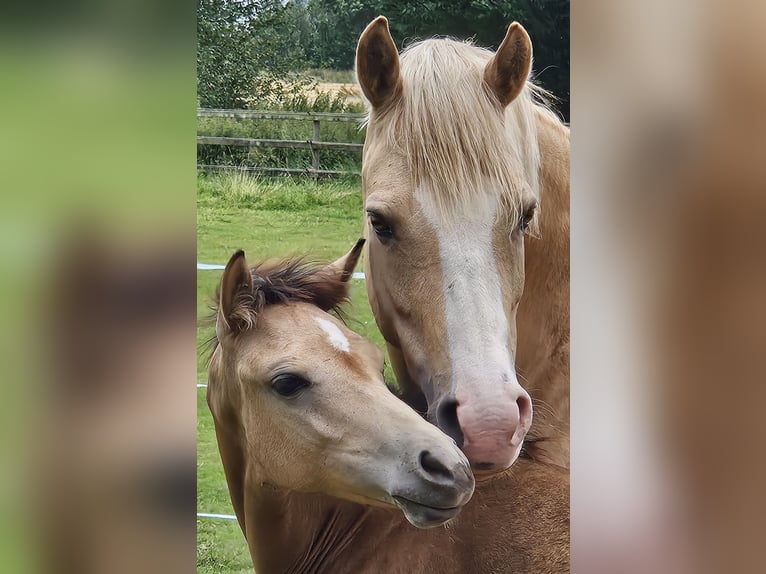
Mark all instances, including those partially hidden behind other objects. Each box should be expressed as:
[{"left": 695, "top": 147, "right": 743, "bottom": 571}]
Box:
[
  {"left": 419, "top": 450, "right": 454, "bottom": 481},
  {"left": 517, "top": 393, "right": 533, "bottom": 429},
  {"left": 435, "top": 396, "right": 464, "bottom": 448}
]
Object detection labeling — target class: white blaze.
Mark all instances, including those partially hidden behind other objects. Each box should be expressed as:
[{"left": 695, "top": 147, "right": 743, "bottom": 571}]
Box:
[
  {"left": 414, "top": 187, "right": 514, "bottom": 380},
  {"left": 314, "top": 316, "right": 350, "bottom": 353}
]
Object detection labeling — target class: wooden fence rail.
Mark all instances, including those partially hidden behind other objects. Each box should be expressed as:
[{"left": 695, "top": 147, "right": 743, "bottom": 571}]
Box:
[
  {"left": 197, "top": 136, "right": 363, "bottom": 153},
  {"left": 197, "top": 108, "right": 366, "bottom": 179},
  {"left": 198, "top": 108, "right": 364, "bottom": 122}
]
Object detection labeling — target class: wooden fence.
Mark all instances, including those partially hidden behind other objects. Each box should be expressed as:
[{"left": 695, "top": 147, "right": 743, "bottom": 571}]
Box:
[{"left": 197, "top": 108, "right": 366, "bottom": 179}]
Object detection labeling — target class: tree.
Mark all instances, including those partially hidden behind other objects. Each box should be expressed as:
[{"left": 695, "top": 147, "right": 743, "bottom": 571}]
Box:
[
  {"left": 197, "top": 0, "right": 309, "bottom": 108},
  {"left": 294, "top": 0, "right": 569, "bottom": 120},
  {"left": 197, "top": 0, "right": 569, "bottom": 119}
]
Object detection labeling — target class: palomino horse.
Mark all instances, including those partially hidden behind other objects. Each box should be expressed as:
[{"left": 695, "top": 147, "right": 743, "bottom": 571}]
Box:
[
  {"left": 356, "top": 18, "right": 570, "bottom": 471},
  {"left": 208, "top": 242, "right": 568, "bottom": 573}
]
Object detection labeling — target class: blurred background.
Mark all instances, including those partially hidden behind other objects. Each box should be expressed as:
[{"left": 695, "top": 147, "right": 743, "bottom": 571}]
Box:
[
  {"left": 572, "top": 1, "right": 766, "bottom": 572},
  {"left": 0, "top": 1, "right": 196, "bottom": 573},
  {"left": 1, "top": 0, "right": 765, "bottom": 572}
]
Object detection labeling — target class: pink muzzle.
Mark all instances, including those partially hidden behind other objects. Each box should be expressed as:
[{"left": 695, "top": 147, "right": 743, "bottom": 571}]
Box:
[{"left": 455, "top": 384, "right": 533, "bottom": 471}]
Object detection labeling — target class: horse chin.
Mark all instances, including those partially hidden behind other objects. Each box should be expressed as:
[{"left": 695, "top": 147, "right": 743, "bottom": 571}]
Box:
[{"left": 393, "top": 496, "right": 463, "bottom": 529}]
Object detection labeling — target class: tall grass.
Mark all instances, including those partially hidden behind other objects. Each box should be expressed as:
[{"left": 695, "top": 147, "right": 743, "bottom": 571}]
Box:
[
  {"left": 197, "top": 171, "right": 360, "bottom": 213},
  {"left": 304, "top": 69, "right": 356, "bottom": 84}
]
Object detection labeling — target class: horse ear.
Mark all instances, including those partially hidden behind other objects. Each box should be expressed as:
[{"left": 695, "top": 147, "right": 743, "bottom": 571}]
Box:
[
  {"left": 327, "top": 238, "right": 365, "bottom": 284},
  {"left": 484, "top": 22, "right": 532, "bottom": 108},
  {"left": 356, "top": 16, "right": 402, "bottom": 109},
  {"left": 218, "top": 250, "right": 253, "bottom": 332}
]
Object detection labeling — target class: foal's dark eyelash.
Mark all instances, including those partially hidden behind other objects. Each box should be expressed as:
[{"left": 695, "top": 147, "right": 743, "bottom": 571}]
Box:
[{"left": 271, "top": 374, "right": 311, "bottom": 397}]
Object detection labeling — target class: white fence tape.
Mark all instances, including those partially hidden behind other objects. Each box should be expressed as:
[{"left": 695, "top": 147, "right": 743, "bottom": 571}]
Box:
[{"left": 197, "top": 512, "right": 238, "bottom": 521}]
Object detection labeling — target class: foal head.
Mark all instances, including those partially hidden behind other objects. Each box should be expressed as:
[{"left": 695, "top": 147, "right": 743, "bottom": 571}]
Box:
[
  {"left": 207, "top": 240, "right": 474, "bottom": 528},
  {"left": 356, "top": 18, "right": 542, "bottom": 473}
]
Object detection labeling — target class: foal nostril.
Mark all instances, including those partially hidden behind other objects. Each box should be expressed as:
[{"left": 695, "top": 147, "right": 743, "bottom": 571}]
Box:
[
  {"left": 418, "top": 450, "right": 454, "bottom": 482},
  {"left": 435, "top": 396, "right": 464, "bottom": 448}
]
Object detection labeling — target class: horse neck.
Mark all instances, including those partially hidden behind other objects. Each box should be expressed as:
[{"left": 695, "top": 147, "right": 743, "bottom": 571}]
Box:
[
  {"left": 244, "top": 484, "right": 402, "bottom": 574},
  {"left": 515, "top": 109, "right": 570, "bottom": 468}
]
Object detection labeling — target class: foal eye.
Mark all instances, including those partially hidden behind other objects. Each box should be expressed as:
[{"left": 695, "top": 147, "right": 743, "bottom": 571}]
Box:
[
  {"left": 271, "top": 374, "right": 311, "bottom": 398},
  {"left": 367, "top": 211, "right": 394, "bottom": 241}
]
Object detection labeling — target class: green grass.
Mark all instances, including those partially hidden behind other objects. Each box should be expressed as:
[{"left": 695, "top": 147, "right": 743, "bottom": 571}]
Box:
[
  {"left": 197, "top": 390, "right": 253, "bottom": 574},
  {"left": 197, "top": 172, "right": 388, "bottom": 572}
]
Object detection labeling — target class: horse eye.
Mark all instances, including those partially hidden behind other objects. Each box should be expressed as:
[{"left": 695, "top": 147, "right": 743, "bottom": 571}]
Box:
[
  {"left": 367, "top": 211, "right": 394, "bottom": 241},
  {"left": 271, "top": 374, "right": 310, "bottom": 398},
  {"left": 519, "top": 204, "right": 537, "bottom": 233}
]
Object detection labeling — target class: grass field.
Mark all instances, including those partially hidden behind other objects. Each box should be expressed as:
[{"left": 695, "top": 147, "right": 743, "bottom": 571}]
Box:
[{"left": 196, "top": 172, "right": 388, "bottom": 572}]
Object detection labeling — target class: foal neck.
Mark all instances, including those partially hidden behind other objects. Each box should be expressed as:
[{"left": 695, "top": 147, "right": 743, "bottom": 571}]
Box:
[{"left": 245, "top": 487, "right": 397, "bottom": 574}]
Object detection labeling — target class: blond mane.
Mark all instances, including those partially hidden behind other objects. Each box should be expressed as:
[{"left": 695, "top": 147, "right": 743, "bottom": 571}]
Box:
[{"left": 364, "top": 38, "right": 554, "bottom": 230}]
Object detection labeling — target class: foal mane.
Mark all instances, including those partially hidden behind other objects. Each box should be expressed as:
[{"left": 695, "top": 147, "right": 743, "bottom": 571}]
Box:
[
  {"left": 368, "top": 37, "right": 554, "bottom": 230},
  {"left": 206, "top": 258, "right": 350, "bottom": 356}
]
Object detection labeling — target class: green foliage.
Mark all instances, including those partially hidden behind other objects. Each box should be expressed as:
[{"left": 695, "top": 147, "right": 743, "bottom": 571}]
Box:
[
  {"left": 293, "top": 0, "right": 570, "bottom": 120},
  {"left": 197, "top": 0, "right": 312, "bottom": 108},
  {"left": 198, "top": 0, "right": 568, "bottom": 117}
]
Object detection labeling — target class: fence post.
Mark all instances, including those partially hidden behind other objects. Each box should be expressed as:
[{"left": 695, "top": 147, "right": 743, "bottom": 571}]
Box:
[{"left": 312, "top": 119, "right": 321, "bottom": 182}]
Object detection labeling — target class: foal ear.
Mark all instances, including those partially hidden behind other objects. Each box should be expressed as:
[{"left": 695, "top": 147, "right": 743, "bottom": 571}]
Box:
[
  {"left": 484, "top": 22, "right": 532, "bottom": 108},
  {"left": 356, "top": 16, "right": 402, "bottom": 109},
  {"left": 327, "top": 238, "right": 365, "bottom": 283},
  {"left": 313, "top": 238, "right": 365, "bottom": 311},
  {"left": 219, "top": 250, "right": 253, "bottom": 331}
]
